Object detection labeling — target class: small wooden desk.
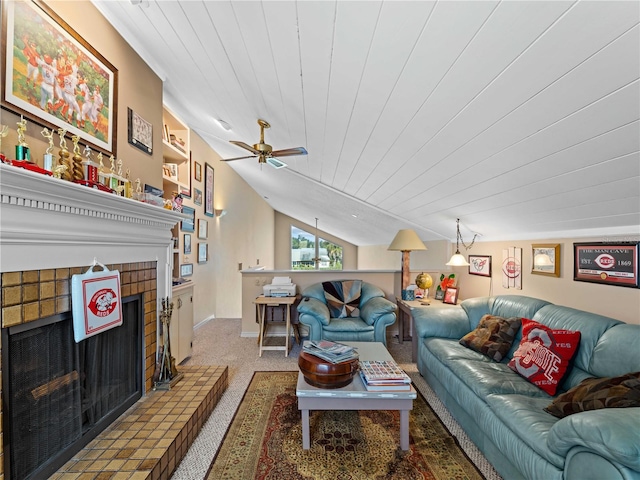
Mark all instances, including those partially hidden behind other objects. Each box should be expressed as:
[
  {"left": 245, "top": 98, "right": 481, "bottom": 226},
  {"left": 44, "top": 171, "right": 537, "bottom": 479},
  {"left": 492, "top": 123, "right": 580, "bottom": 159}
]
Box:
[{"left": 254, "top": 295, "right": 298, "bottom": 357}]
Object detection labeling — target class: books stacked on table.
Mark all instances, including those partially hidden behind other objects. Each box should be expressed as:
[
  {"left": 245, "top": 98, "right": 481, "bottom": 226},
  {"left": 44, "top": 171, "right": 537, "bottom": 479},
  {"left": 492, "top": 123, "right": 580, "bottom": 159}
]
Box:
[
  {"left": 302, "top": 340, "right": 359, "bottom": 364},
  {"left": 359, "top": 360, "right": 412, "bottom": 391}
]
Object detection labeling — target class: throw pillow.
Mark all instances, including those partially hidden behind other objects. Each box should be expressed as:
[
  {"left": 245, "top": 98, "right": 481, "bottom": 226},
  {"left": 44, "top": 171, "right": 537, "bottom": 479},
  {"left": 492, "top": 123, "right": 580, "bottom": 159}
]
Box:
[
  {"left": 545, "top": 371, "right": 640, "bottom": 418},
  {"left": 322, "top": 280, "right": 362, "bottom": 318},
  {"left": 459, "top": 315, "right": 522, "bottom": 362},
  {"left": 508, "top": 319, "right": 581, "bottom": 395}
]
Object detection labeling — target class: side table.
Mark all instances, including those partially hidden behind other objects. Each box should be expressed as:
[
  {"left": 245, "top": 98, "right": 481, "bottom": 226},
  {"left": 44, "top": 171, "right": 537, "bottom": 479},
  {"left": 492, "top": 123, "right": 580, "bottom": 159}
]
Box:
[
  {"left": 396, "top": 297, "right": 462, "bottom": 362},
  {"left": 254, "top": 295, "right": 299, "bottom": 357}
]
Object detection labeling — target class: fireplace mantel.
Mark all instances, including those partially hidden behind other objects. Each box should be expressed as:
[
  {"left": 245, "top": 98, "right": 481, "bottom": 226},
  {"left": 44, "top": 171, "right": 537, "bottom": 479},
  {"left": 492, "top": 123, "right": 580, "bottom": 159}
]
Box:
[{"left": 0, "top": 163, "right": 185, "bottom": 297}]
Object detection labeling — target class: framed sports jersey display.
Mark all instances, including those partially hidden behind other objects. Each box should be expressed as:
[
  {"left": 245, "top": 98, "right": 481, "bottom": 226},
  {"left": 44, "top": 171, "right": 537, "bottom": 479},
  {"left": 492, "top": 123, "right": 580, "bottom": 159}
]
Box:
[{"left": 2, "top": 0, "right": 118, "bottom": 155}]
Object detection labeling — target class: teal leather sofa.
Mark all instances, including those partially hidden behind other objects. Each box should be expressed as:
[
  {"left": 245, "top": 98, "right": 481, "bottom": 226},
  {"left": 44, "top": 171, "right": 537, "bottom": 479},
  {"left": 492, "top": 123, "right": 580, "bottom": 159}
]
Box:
[
  {"left": 297, "top": 281, "right": 397, "bottom": 346},
  {"left": 413, "top": 295, "right": 640, "bottom": 480}
]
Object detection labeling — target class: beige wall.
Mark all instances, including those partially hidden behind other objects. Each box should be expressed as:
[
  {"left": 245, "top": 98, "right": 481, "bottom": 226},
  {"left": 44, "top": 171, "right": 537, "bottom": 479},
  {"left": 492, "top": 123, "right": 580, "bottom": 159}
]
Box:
[
  {"left": 452, "top": 236, "right": 640, "bottom": 325},
  {"left": 274, "top": 212, "right": 357, "bottom": 270},
  {"left": 1, "top": 1, "right": 275, "bottom": 324}
]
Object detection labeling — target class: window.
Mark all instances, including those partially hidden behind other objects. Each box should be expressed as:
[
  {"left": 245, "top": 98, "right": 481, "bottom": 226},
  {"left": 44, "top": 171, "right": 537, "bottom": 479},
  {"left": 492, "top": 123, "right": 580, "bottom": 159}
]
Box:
[{"left": 291, "top": 226, "right": 342, "bottom": 270}]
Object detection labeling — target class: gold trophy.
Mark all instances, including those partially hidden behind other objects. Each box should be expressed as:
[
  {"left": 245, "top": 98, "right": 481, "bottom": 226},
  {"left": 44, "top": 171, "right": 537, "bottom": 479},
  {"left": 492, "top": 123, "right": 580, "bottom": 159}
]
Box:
[
  {"left": 57, "top": 128, "right": 72, "bottom": 181},
  {"left": 16, "top": 116, "right": 30, "bottom": 161},
  {"left": 0, "top": 124, "right": 8, "bottom": 163},
  {"left": 40, "top": 128, "right": 55, "bottom": 171},
  {"left": 70, "top": 135, "right": 84, "bottom": 181}
]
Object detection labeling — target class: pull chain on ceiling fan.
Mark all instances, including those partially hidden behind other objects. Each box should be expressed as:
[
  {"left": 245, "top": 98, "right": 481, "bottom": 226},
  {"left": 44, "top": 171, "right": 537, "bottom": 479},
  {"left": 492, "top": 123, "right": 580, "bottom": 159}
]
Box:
[{"left": 222, "top": 119, "right": 307, "bottom": 169}]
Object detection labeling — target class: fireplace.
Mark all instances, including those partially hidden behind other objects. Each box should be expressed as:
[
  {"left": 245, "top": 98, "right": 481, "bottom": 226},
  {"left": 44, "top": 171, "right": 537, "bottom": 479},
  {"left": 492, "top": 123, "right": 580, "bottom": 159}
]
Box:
[
  {"left": 3, "top": 294, "right": 143, "bottom": 479},
  {"left": 0, "top": 164, "right": 185, "bottom": 480}
]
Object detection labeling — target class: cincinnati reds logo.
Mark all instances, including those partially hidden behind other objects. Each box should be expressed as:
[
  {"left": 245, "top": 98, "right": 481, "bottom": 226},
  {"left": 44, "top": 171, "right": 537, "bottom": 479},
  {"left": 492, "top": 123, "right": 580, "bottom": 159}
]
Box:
[
  {"left": 502, "top": 257, "right": 521, "bottom": 278},
  {"left": 595, "top": 254, "right": 615, "bottom": 269},
  {"left": 88, "top": 288, "right": 118, "bottom": 317}
]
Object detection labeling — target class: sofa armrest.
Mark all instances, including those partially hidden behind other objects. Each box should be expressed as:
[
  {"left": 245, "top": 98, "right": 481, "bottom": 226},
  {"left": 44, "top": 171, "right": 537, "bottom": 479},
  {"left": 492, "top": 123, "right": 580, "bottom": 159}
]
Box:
[
  {"left": 297, "top": 297, "right": 330, "bottom": 326},
  {"left": 360, "top": 296, "right": 397, "bottom": 326},
  {"left": 548, "top": 407, "right": 640, "bottom": 472},
  {"left": 413, "top": 307, "right": 472, "bottom": 340}
]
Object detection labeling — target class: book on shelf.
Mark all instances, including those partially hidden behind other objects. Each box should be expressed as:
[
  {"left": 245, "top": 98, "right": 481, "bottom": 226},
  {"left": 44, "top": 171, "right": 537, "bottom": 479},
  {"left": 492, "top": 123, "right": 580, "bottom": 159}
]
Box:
[
  {"left": 302, "top": 340, "right": 358, "bottom": 364},
  {"left": 358, "top": 371, "right": 412, "bottom": 391},
  {"left": 359, "top": 360, "right": 411, "bottom": 385}
]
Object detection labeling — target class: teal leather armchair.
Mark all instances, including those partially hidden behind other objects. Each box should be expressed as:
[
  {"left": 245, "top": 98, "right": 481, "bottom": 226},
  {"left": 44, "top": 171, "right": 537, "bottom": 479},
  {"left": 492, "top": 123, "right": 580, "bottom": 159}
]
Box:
[{"left": 297, "top": 281, "right": 397, "bottom": 346}]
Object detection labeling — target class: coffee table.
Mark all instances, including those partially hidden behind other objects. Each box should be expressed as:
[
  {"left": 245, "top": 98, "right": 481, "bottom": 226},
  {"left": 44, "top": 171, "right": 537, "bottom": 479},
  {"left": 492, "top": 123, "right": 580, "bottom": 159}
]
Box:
[{"left": 296, "top": 341, "right": 416, "bottom": 450}]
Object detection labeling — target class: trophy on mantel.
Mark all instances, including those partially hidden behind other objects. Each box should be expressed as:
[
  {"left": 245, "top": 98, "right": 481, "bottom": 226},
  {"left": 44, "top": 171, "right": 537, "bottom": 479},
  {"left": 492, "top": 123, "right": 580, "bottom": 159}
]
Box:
[
  {"left": 0, "top": 124, "right": 8, "bottom": 163},
  {"left": 16, "top": 116, "right": 30, "bottom": 161},
  {"left": 57, "top": 128, "right": 72, "bottom": 181},
  {"left": 70, "top": 135, "right": 84, "bottom": 181},
  {"left": 40, "top": 128, "right": 55, "bottom": 171}
]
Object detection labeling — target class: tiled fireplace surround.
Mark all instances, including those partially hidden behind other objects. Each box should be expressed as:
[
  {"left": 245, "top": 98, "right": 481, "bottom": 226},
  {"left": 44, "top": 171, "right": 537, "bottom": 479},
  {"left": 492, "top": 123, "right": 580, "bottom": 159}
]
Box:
[{"left": 0, "top": 165, "right": 227, "bottom": 479}]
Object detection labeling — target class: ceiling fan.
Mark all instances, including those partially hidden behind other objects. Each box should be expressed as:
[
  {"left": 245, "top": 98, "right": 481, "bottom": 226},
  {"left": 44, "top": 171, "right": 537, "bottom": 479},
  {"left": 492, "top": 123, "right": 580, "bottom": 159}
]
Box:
[{"left": 222, "top": 119, "right": 307, "bottom": 169}]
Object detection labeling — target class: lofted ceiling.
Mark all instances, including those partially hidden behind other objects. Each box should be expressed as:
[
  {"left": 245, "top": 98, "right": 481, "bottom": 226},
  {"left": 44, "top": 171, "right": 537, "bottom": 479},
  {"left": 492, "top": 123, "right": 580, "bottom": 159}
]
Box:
[{"left": 93, "top": 0, "right": 640, "bottom": 246}]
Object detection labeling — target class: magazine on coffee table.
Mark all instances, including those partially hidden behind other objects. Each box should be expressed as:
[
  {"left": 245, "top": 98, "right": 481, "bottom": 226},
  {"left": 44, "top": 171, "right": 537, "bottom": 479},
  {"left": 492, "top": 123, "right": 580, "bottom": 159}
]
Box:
[
  {"left": 303, "top": 340, "right": 358, "bottom": 364},
  {"left": 359, "top": 360, "right": 411, "bottom": 384}
]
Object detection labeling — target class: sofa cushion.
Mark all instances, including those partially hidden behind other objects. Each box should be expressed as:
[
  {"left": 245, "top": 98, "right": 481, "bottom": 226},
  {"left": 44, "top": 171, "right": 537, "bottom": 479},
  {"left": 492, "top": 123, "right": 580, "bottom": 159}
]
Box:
[
  {"left": 545, "top": 371, "right": 640, "bottom": 418},
  {"left": 426, "top": 338, "right": 551, "bottom": 398},
  {"left": 459, "top": 314, "right": 521, "bottom": 362},
  {"left": 487, "top": 394, "right": 565, "bottom": 468},
  {"left": 508, "top": 319, "right": 581, "bottom": 395},
  {"left": 323, "top": 316, "right": 373, "bottom": 333},
  {"left": 322, "top": 280, "right": 362, "bottom": 318}
]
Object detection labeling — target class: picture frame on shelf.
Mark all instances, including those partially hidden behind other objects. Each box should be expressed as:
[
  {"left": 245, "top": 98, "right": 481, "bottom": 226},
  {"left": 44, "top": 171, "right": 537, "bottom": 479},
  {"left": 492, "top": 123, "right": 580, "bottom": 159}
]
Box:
[
  {"left": 163, "top": 163, "right": 178, "bottom": 181},
  {"left": 2, "top": 0, "right": 118, "bottom": 155},
  {"left": 180, "top": 152, "right": 192, "bottom": 199},
  {"left": 198, "top": 219, "right": 208, "bottom": 239},
  {"left": 194, "top": 161, "right": 202, "bottom": 182},
  {"left": 193, "top": 188, "right": 202, "bottom": 206},
  {"left": 180, "top": 206, "right": 195, "bottom": 232},
  {"left": 443, "top": 287, "right": 459, "bottom": 305},
  {"left": 204, "top": 162, "right": 214, "bottom": 217},
  {"left": 434, "top": 289, "right": 445, "bottom": 300},
  {"left": 468, "top": 255, "right": 491, "bottom": 277},
  {"left": 183, "top": 234, "right": 191, "bottom": 254},
  {"left": 198, "top": 243, "right": 208, "bottom": 264},
  {"left": 180, "top": 263, "right": 193, "bottom": 277},
  {"left": 573, "top": 242, "right": 639, "bottom": 288},
  {"left": 127, "top": 108, "right": 152, "bottom": 154},
  {"left": 532, "top": 244, "right": 560, "bottom": 277}
]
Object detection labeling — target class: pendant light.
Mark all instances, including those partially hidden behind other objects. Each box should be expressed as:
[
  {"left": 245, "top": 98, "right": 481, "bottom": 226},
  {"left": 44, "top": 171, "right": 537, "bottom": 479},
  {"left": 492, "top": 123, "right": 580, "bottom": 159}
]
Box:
[{"left": 445, "top": 219, "right": 479, "bottom": 267}]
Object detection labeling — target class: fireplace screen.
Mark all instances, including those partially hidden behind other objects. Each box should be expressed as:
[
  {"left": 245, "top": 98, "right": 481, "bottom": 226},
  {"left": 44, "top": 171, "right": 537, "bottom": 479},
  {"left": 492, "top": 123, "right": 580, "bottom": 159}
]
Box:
[{"left": 3, "top": 295, "right": 143, "bottom": 480}]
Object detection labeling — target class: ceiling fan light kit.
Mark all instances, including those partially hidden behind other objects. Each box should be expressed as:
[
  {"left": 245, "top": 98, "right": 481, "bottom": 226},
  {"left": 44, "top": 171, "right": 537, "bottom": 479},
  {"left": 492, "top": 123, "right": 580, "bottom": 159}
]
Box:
[
  {"left": 223, "top": 119, "right": 307, "bottom": 168},
  {"left": 446, "top": 218, "right": 480, "bottom": 267}
]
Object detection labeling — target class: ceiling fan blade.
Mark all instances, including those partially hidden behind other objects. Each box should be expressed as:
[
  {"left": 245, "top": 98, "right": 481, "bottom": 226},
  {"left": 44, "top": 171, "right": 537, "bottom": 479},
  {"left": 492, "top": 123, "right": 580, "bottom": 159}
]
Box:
[
  {"left": 222, "top": 155, "right": 257, "bottom": 162},
  {"left": 229, "top": 140, "right": 261, "bottom": 155},
  {"left": 270, "top": 147, "right": 308, "bottom": 157}
]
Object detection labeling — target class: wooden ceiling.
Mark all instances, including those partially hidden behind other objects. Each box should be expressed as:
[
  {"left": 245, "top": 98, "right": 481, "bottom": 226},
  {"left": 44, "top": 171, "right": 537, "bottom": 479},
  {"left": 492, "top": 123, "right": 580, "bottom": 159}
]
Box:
[{"left": 94, "top": 0, "right": 640, "bottom": 245}]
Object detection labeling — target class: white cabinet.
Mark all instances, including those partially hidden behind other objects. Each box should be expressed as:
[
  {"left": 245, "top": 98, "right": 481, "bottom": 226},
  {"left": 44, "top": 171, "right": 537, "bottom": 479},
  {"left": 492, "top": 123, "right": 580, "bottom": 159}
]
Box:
[{"left": 169, "top": 283, "right": 194, "bottom": 364}]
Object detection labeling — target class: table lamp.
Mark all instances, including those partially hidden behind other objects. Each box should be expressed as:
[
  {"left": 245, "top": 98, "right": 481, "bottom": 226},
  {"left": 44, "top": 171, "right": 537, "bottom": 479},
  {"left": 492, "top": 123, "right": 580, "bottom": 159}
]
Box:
[{"left": 388, "top": 229, "right": 427, "bottom": 300}]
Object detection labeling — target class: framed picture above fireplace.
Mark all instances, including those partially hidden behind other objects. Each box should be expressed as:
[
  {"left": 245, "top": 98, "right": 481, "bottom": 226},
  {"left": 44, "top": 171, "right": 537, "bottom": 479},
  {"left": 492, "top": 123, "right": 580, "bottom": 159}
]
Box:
[{"left": 2, "top": 0, "right": 118, "bottom": 155}]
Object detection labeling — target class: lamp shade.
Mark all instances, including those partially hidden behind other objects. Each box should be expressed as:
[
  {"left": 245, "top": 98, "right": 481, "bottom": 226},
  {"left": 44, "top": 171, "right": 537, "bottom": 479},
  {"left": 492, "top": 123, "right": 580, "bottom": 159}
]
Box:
[
  {"left": 446, "top": 253, "right": 470, "bottom": 267},
  {"left": 387, "top": 229, "right": 427, "bottom": 251}
]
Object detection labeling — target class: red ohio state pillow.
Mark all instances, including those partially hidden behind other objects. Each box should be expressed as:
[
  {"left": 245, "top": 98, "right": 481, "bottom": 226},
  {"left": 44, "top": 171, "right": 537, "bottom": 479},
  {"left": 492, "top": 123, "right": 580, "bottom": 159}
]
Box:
[{"left": 508, "top": 319, "right": 581, "bottom": 395}]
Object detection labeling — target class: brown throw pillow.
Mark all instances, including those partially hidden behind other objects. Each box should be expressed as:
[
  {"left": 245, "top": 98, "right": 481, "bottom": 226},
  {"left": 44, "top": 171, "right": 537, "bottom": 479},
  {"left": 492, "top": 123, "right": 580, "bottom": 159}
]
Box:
[
  {"left": 459, "top": 315, "right": 522, "bottom": 362},
  {"left": 545, "top": 371, "right": 640, "bottom": 418}
]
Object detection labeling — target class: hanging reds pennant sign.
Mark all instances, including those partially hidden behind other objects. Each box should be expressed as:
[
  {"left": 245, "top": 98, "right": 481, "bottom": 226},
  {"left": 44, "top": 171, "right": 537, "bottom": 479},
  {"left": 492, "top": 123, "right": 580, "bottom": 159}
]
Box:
[{"left": 71, "top": 262, "right": 123, "bottom": 342}]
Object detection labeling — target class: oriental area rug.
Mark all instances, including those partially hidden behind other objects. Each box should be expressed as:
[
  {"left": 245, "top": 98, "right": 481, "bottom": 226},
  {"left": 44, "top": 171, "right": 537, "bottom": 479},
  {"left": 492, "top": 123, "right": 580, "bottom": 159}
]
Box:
[{"left": 206, "top": 371, "right": 485, "bottom": 480}]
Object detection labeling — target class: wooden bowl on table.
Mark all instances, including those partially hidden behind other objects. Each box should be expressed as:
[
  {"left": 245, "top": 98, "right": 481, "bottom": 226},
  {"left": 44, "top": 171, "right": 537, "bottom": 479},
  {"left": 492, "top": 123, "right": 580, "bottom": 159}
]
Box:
[{"left": 298, "top": 351, "right": 359, "bottom": 389}]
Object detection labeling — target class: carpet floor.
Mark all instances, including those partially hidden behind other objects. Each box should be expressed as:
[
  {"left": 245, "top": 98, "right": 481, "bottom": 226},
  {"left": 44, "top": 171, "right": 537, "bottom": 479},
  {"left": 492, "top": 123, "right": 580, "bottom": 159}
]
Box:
[
  {"left": 207, "top": 371, "right": 485, "bottom": 480},
  {"left": 171, "top": 318, "right": 502, "bottom": 480}
]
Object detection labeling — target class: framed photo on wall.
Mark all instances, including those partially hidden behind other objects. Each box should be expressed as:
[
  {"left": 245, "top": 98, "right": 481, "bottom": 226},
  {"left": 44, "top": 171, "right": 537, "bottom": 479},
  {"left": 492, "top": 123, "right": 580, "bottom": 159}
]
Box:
[
  {"left": 194, "top": 161, "right": 202, "bottom": 182},
  {"left": 180, "top": 206, "right": 195, "bottom": 232},
  {"left": 468, "top": 255, "right": 491, "bottom": 277},
  {"left": 180, "top": 263, "right": 193, "bottom": 277},
  {"left": 2, "top": 0, "right": 118, "bottom": 155},
  {"left": 183, "top": 234, "right": 191, "bottom": 254},
  {"left": 204, "top": 162, "right": 214, "bottom": 217},
  {"left": 127, "top": 108, "right": 152, "bottom": 154},
  {"left": 443, "top": 287, "right": 459, "bottom": 305},
  {"left": 532, "top": 244, "right": 560, "bottom": 277},
  {"left": 573, "top": 242, "right": 639, "bottom": 288},
  {"left": 198, "top": 219, "right": 208, "bottom": 239},
  {"left": 193, "top": 188, "right": 202, "bottom": 206},
  {"left": 198, "top": 243, "right": 208, "bottom": 264}
]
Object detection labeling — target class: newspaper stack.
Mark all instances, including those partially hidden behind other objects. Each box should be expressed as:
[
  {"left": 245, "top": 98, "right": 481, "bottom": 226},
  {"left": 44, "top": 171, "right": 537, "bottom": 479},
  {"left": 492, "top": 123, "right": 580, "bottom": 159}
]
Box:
[{"left": 303, "top": 340, "right": 359, "bottom": 364}]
